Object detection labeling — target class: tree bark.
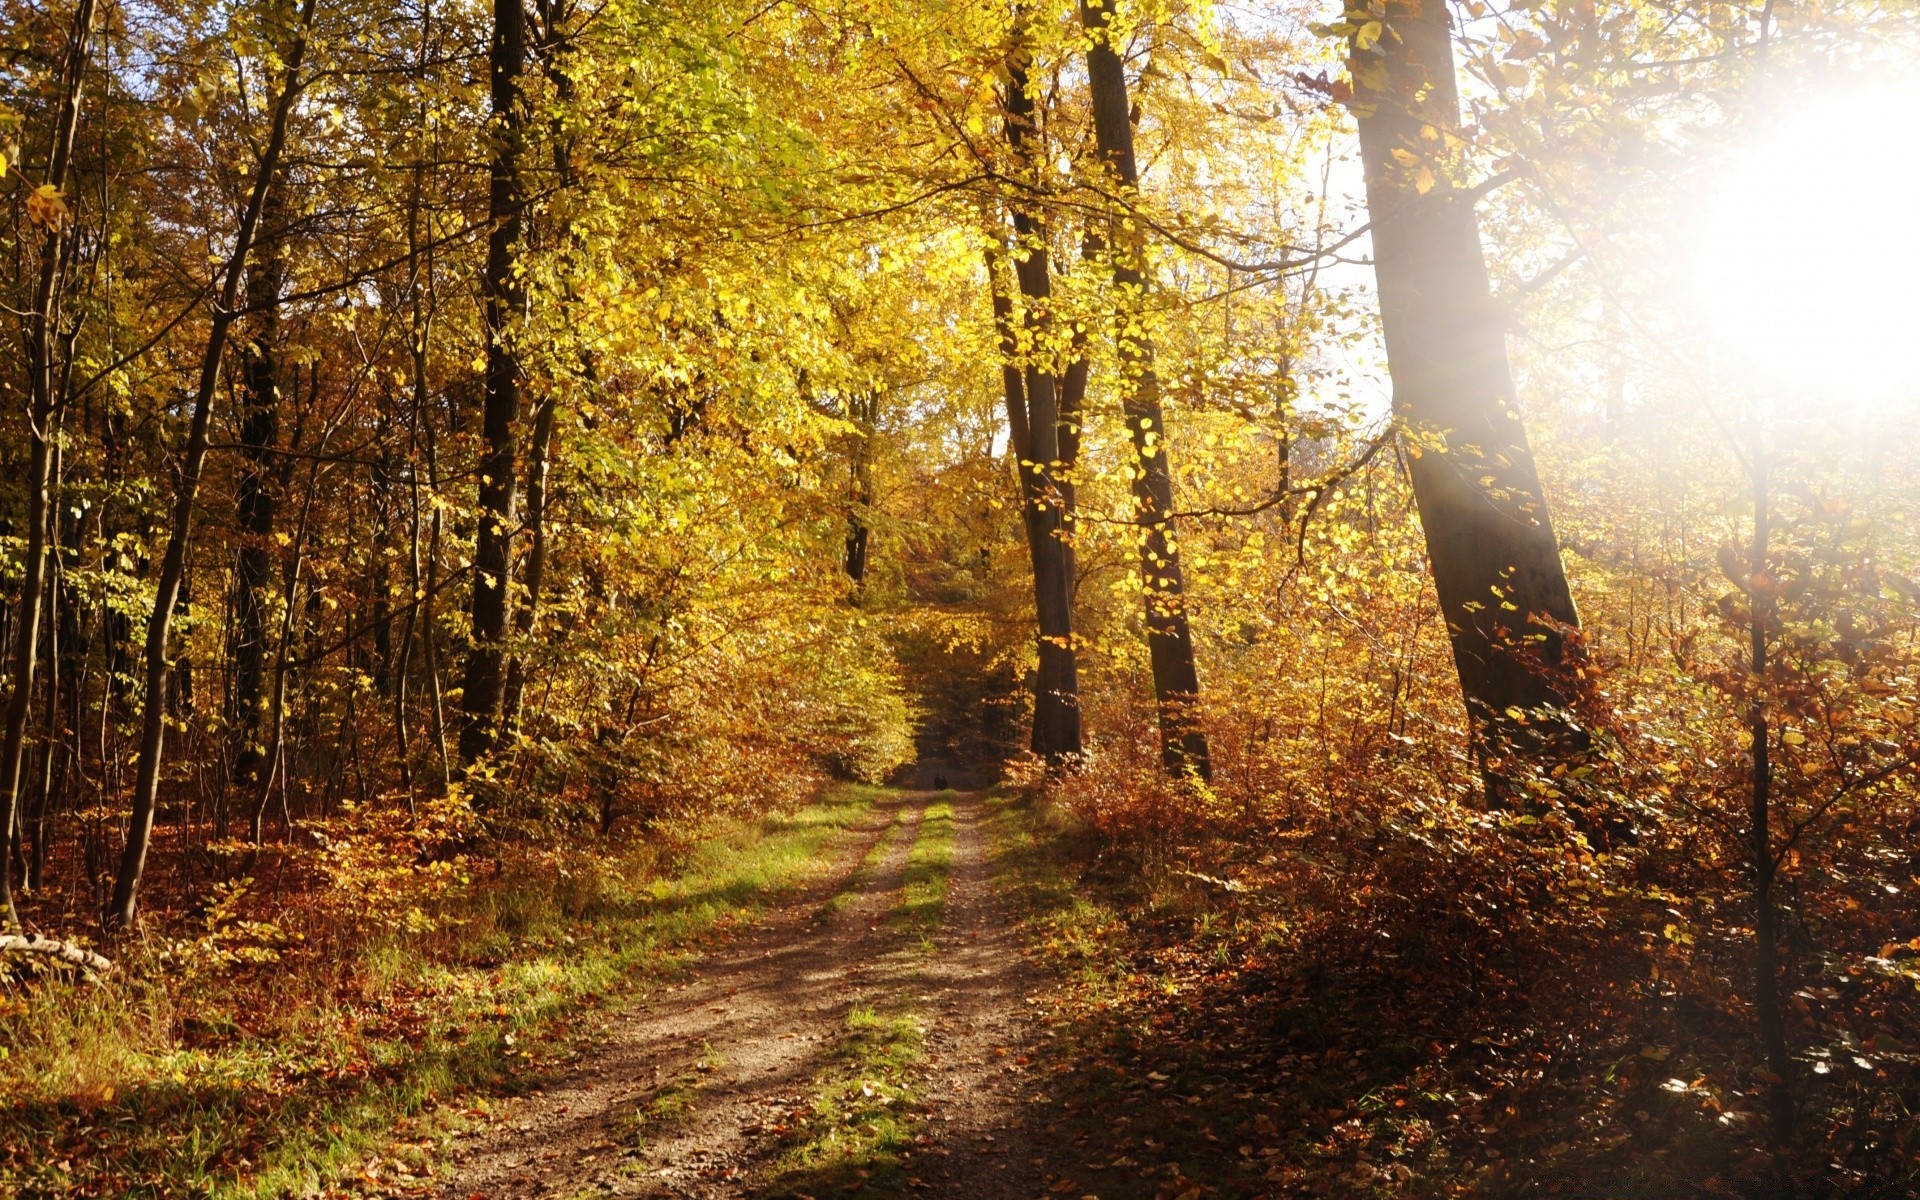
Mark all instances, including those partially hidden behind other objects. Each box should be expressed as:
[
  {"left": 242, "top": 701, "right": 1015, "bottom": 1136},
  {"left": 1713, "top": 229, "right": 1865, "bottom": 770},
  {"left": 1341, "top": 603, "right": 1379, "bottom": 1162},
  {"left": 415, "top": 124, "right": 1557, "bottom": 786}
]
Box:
[
  {"left": 1, "top": 0, "right": 96, "bottom": 927},
  {"left": 1349, "top": 0, "right": 1582, "bottom": 775},
  {"left": 1745, "top": 434, "right": 1792, "bottom": 1140},
  {"left": 458, "top": 0, "right": 528, "bottom": 765},
  {"left": 1079, "top": 0, "right": 1210, "bottom": 781},
  {"left": 105, "top": 0, "right": 316, "bottom": 931},
  {"left": 988, "top": 238, "right": 1081, "bottom": 762}
]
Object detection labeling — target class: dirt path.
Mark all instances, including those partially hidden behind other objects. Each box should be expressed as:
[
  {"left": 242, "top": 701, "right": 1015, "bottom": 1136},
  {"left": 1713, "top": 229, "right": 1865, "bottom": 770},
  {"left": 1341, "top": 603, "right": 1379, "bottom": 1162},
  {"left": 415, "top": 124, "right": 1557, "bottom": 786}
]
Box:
[{"left": 431, "top": 789, "right": 1048, "bottom": 1200}]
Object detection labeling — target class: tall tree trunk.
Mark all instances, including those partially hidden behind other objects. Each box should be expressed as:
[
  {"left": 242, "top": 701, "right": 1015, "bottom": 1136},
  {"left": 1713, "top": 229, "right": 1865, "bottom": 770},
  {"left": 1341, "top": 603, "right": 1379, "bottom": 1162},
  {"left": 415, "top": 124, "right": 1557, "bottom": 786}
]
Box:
[
  {"left": 990, "top": 250, "right": 1081, "bottom": 765},
  {"left": 396, "top": 0, "right": 437, "bottom": 791},
  {"left": 231, "top": 183, "right": 288, "bottom": 796},
  {"left": 992, "top": 48, "right": 1081, "bottom": 766},
  {"left": 1079, "top": 0, "right": 1210, "bottom": 781},
  {"left": 1, "top": 0, "right": 95, "bottom": 927},
  {"left": 105, "top": 0, "right": 316, "bottom": 931},
  {"left": 458, "top": 0, "right": 528, "bottom": 765},
  {"left": 1348, "top": 0, "right": 1582, "bottom": 777},
  {"left": 500, "top": 0, "right": 585, "bottom": 741}
]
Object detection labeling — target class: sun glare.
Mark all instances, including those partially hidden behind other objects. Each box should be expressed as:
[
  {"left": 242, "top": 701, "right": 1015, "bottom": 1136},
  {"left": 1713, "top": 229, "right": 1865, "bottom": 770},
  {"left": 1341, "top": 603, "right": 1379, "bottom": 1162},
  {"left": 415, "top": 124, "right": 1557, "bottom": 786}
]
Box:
[{"left": 1688, "top": 78, "right": 1920, "bottom": 407}]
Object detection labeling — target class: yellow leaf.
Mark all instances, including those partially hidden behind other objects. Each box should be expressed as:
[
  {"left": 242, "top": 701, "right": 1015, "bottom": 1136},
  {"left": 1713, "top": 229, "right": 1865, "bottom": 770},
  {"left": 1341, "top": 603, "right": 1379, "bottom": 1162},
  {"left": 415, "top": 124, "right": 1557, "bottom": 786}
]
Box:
[{"left": 26, "top": 183, "right": 68, "bottom": 230}]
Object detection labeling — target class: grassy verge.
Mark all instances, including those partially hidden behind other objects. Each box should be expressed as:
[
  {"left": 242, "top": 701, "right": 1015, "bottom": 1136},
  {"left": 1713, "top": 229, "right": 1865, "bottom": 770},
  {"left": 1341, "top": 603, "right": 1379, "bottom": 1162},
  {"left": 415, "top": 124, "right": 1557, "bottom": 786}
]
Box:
[
  {"left": 890, "top": 796, "right": 954, "bottom": 947},
  {"left": 0, "top": 784, "right": 885, "bottom": 1199},
  {"left": 761, "top": 1005, "right": 928, "bottom": 1199}
]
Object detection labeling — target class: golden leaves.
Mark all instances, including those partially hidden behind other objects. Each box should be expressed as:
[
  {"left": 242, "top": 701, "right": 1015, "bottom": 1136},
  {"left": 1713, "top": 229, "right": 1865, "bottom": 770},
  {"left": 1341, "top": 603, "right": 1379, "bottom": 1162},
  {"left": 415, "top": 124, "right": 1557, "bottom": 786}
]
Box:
[{"left": 27, "top": 183, "right": 69, "bottom": 230}]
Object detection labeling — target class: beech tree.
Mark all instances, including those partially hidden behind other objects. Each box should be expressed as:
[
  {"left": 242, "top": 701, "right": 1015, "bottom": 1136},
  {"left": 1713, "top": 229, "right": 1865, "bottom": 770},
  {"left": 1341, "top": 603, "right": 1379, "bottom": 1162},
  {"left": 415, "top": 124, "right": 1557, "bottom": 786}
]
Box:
[
  {"left": 994, "top": 44, "right": 1083, "bottom": 766},
  {"left": 459, "top": 0, "right": 529, "bottom": 767},
  {"left": 107, "top": 0, "right": 319, "bottom": 930},
  {"left": 1081, "top": 0, "right": 1210, "bottom": 781},
  {"left": 1347, "top": 0, "right": 1583, "bottom": 779}
]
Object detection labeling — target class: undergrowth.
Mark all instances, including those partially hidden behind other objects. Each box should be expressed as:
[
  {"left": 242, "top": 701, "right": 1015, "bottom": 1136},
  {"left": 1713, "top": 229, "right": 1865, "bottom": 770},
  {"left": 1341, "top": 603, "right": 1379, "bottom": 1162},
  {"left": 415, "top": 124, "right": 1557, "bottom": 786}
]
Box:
[{"left": 985, "top": 777, "right": 1920, "bottom": 1200}]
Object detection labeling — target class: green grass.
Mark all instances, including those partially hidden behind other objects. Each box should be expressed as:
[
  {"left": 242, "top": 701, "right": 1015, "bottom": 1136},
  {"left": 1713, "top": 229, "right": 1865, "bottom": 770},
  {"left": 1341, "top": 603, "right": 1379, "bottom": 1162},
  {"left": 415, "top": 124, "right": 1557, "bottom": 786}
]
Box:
[
  {"left": 762, "top": 1005, "right": 927, "bottom": 1199},
  {"left": 980, "top": 787, "right": 1131, "bottom": 997},
  {"left": 891, "top": 796, "right": 954, "bottom": 948},
  {"left": 0, "top": 784, "right": 884, "bottom": 1199}
]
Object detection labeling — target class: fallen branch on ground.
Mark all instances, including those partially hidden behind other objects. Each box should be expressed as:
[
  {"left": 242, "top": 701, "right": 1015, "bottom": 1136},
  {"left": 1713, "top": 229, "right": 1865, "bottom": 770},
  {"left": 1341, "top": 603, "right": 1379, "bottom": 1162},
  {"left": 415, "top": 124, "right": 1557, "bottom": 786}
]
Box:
[{"left": 0, "top": 933, "right": 116, "bottom": 978}]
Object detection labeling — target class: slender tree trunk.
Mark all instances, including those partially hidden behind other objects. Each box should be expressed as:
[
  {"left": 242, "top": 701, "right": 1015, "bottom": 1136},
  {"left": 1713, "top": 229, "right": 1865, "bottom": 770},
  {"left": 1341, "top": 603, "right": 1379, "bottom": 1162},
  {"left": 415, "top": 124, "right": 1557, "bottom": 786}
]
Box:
[
  {"left": 500, "top": 393, "right": 555, "bottom": 736},
  {"left": 1, "top": 0, "right": 96, "bottom": 927},
  {"left": 27, "top": 443, "right": 65, "bottom": 892},
  {"left": 105, "top": 0, "right": 316, "bottom": 930},
  {"left": 1746, "top": 434, "right": 1792, "bottom": 1140},
  {"left": 842, "top": 391, "right": 876, "bottom": 587},
  {"left": 252, "top": 453, "right": 322, "bottom": 843},
  {"left": 1348, "top": 0, "right": 1582, "bottom": 777},
  {"left": 423, "top": 425, "right": 453, "bottom": 785},
  {"left": 232, "top": 183, "right": 288, "bottom": 795},
  {"left": 1080, "top": 0, "right": 1209, "bottom": 780},
  {"left": 459, "top": 0, "right": 528, "bottom": 765},
  {"left": 396, "top": 7, "right": 436, "bottom": 792}
]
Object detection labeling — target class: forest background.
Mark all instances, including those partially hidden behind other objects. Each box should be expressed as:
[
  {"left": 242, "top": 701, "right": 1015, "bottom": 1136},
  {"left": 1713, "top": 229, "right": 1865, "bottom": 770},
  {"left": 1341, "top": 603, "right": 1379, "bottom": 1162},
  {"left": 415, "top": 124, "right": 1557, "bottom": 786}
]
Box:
[{"left": 0, "top": 0, "right": 1918, "bottom": 1193}]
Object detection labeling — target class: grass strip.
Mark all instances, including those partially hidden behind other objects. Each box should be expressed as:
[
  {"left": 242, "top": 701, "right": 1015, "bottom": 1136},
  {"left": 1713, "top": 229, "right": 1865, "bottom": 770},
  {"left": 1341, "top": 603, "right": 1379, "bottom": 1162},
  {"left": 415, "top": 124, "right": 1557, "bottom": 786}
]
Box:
[
  {"left": 761, "top": 1004, "right": 926, "bottom": 1199},
  {"left": 820, "top": 797, "right": 907, "bottom": 920},
  {"left": 890, "top": 797, "right": 954, "bottom": 948}
]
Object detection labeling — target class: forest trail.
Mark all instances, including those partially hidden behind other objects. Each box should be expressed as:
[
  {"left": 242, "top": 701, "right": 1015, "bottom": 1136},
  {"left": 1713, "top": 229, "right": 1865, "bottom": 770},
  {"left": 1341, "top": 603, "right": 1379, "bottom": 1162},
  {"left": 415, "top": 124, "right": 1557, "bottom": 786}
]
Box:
[{"left": 432, "top": 788, "right": 1049, "bottom": 1200}]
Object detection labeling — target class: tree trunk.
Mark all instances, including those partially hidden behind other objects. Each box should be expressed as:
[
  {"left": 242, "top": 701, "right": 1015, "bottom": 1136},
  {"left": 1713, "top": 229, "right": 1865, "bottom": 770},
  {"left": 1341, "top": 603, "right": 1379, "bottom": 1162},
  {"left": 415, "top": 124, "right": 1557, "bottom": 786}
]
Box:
[
  {"left": 842, "top": 391, "right": 876, "bottom": 587},
  {"left": 232, "top": 182, "right": 288, "bottom": 795},
  {"left": 1746, "top": 434, "right": 1792, "bottom": 1140},
  {"left": 1079, "top": 0, "right": 1210, "bottom": 781},
  {"left": 992, "top": 48, "right": 1082, "bottom": 766},
  {"left": 1348, "top": 0, "right": 1582, "bottom": 777},
  {"left": 1, "top": 0, "right": 95, "bottom": 927},
  {"left": 500, "top": 392, "right": 555, "bottom": 737},
  {"left": 458, "top": 0, "right": 528, "bottom": 766},
  {"left": 105, "top": 0, "right": 316, "bottom": 931},
  {"left": 988, "top": 236, "right": 1081, "bottom": 764}
]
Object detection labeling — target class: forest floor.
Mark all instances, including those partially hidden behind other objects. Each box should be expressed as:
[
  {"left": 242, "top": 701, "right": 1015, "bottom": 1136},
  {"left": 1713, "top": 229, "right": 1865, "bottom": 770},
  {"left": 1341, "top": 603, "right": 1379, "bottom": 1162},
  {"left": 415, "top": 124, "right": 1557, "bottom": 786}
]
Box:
[
  {"left": 391, "top": 781, "right": 1849, "bottom": 1200},
  {"left": 423, "top": 787, "right": 1053, "bottom": 1200},
  {"left": 7, "top": 779, "right": 1866, "bottom": 1198}
]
